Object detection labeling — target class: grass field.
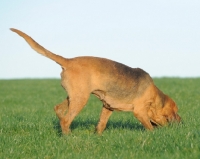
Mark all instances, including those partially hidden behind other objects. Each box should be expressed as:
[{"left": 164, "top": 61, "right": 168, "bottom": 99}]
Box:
[{"left": 0, "top": 78, "right": 200, "bottom": 159}]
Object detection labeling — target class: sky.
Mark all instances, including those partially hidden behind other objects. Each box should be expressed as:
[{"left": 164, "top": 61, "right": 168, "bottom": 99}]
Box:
[{"left": 0, "top": 0, "right": 200, "bottom": 79}]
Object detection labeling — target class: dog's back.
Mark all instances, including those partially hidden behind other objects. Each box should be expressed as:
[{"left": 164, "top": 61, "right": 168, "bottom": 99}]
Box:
[{"left": 64, "top": 56, "right": 153, "bottom": 101}]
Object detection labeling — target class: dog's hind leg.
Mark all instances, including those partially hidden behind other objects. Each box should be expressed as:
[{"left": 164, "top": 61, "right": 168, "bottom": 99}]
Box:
[
  {"left": 54, "top": 97, "right": 69, "bottom": 120},
  {"left": 96, "top": 105, "right": 113, "bottom": 134},
  {"left": 60, "top": 94, "right": 90, "bottom": 134}
]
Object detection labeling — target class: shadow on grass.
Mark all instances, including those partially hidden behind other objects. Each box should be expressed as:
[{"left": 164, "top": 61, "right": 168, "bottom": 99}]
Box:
[
  {"left": 52, "top": 118, "right": 144, "bottom": 136},
  {"left": 106, "top": 121, "right": 144, "bottom": 131},
  {"left": 52, "top": 120, "right": 61, "bottom": 136}
]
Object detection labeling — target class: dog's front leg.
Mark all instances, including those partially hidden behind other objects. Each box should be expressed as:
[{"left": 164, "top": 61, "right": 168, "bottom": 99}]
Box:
[
  {"left": 96, "top": 105, "right": 113, "bottom": 134},
  {"left": 133, "top": 106, "right": 153, "bottom": 130},
  {"left": 54, "top": 97, "right": 69, "bottom": 120}
]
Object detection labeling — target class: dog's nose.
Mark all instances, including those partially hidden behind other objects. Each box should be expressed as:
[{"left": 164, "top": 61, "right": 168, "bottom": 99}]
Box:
[
  {"left": 174, "top": 114, "right": 181, "bottom": 123},
  {"left": 175, "top": 114, "right": 181, "bottom": 123}
]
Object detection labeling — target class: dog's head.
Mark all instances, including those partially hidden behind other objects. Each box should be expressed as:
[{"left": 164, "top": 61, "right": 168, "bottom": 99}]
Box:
[
  {"left": 148, "top": 95, "right": 181, "bottom": 127},
  {"left": 161, "top": 96, "right": 181, "bottom": 123}
]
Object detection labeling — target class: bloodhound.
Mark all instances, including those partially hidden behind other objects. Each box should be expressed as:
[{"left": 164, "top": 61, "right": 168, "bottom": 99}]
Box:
[{"left": 10, "top": 28, "right": 181, "bottom": 134}]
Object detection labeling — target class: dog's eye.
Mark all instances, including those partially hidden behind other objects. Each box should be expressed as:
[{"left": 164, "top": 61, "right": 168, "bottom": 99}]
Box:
[{"left": 163, "top": 115, "right": 169, "bottom": 122}]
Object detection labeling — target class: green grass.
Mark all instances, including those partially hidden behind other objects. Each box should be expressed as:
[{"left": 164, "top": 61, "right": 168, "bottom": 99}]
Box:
[{"left": 0, "top": 78, "right": 200, "bottom": 159}]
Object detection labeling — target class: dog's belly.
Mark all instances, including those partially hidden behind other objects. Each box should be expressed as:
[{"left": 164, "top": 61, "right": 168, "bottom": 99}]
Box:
[{"left": 92, "top": 90, "right": 134, "bottom": 111}]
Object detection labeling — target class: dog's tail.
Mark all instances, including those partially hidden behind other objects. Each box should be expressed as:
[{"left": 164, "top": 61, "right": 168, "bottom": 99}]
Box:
[{"left": 10, "top": 28, "right": 67, "bottom": 68}]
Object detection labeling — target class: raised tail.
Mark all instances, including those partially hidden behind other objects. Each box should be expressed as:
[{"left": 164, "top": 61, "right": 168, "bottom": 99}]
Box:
[{"left": 10, "top": 28, "right": 67, "bottom": 67}]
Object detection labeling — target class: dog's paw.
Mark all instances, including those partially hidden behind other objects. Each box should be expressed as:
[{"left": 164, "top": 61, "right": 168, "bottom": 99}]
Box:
[
  {"left": 95, "top": 127, "right": 104, "bottom": 135},
  {"left": 62, "top": 129, "right": 71, "bottom": 135}
]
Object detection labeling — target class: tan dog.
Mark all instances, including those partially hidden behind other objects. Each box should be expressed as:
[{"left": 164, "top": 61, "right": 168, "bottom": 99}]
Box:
[{"left": 10, "top": 28, "right": 181, "bottom": 134}]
